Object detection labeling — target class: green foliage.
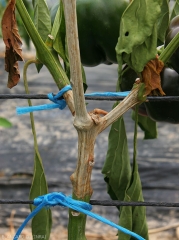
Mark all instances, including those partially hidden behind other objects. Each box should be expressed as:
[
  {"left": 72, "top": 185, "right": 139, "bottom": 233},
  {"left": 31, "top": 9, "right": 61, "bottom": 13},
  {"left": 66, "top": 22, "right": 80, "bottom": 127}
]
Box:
[
  {"left": 103, "top": 106, "right": 148, "bottom": 239},
  {"left": 30, "top": 150, "right": 52, "bottom": 240},
  {"left": 32, "top": 0, "right": 52, "bottom": 72},
  {"left": 51, "top": 2, "right": 67, "bottom": 62},
  {"left": 102, "top": 114, "right": 131, "bottom": 204},
  {"left": 0, "top": 117, "right": 12, "bottom": 128},
  {"left": 32, "top": 0, "right": 51, "bottom": 42},
  {"left": 170, "top": 0, "right": 179, "bottom": 20},
  {"left": 116, "top": 0, "right": 162, "bottom": 76},
  {"left": 118, "top": 107, "right": 148, "bottom": 240},
  {"left": 131, "top": 110, "right": 157, "bottom": 140},
  {"left": 16, "top": 0, "right": 34, "bottom": 49},
  {"left": 157, "top": 0, "right": 169, "bottom": 44}
]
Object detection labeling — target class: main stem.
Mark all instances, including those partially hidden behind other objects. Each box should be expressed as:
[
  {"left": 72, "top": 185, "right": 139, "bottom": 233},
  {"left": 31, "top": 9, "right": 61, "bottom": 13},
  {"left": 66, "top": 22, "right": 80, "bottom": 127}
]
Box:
[{"left": 62, "top": 0, "right": 94, "bottom": 239}]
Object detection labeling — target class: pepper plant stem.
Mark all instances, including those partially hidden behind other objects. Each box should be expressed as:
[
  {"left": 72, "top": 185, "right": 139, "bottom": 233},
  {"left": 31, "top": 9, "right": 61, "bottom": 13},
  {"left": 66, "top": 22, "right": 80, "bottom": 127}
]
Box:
[
  {"left": 62, "top": 0, "right": 91, "bottom": 126},
  {"left": 159, "top": 32, "right": 179, "bottom": 64}
]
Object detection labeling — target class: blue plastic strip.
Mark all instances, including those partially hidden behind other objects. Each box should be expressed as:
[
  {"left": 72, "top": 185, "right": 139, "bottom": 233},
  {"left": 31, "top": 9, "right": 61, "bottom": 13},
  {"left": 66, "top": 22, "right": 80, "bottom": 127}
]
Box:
[
  {"left": 85, "top": 91, "right": 131, "bottom": 97},
  {"left": 16, "top": 103, "right": 60, "bottom": 115},
  {"left": 13, "top": 192, "right": 145, "bottom": 240},
  {"left": 16, "top": 84, "right": 131, "bottom": 115},
  {"left": 16, "top": 85, "right": 72, "bottom": 115}
]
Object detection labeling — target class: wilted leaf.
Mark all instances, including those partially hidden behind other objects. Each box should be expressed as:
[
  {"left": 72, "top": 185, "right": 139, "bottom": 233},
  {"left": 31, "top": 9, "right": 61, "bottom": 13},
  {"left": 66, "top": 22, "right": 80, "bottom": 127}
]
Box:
[
  {"left": 116, "top": 0, "right": 162, "bottom": 75},
  {"left": 102, "top": 114, "right": 131, "bottom": 206},
  {"left": 1, "top": 0, "right": 23, "bottom": 88},
  {"left": 118, "top": 107, "right": 148, "bottom": 240},
  {"left": 131, "top": 110, "right": 157, "bottom": 139},
  {"left": 142, "top": 57, "right": 165, "bottom": 96}
]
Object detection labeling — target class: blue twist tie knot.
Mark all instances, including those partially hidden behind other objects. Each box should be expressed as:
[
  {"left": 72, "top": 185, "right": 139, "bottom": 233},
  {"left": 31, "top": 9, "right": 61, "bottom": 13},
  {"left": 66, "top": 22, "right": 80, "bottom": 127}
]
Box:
[
  {"left": 16, "top": 85, "right": 72, "bottom": 115},
  {"left": 47, "top": 85, "right": 73, "bottom": 110},
  {"left": 13, "top": 192, "right": 145, "bottom": 240}
]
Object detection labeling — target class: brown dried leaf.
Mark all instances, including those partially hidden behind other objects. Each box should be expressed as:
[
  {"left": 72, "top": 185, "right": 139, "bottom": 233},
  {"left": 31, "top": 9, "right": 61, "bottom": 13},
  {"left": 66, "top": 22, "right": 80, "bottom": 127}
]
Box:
[
  {"left": 1, "top": 0, "right": 23, "bottom": 88},
  {"left": 142, "top": 57, "right": 165, "bottom": 96}
]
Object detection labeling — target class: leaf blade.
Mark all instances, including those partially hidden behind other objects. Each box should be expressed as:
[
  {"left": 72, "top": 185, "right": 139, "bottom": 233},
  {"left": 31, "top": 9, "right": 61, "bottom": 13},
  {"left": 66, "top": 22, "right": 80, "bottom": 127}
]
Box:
[
  {"left": 32, "top": 0, "right": 51, "bottom": 42},
  {"left": 0, "top": 117, "right": 12, "bottom": 128},
  {"left": 131, "top": 110, "right": 157, "bottom": 139},
  {"left": 116, "top": 0, "right": 162, "bottom": 74}
]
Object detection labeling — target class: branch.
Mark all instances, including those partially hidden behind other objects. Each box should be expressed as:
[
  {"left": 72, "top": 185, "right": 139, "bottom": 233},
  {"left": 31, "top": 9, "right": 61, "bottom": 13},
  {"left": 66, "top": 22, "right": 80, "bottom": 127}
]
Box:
[
  {"left": 97, "top": 84, "right": 143, "bottom": 133},
  {"left": 62, "top": 0, "right": 92, "bottom": 127}
]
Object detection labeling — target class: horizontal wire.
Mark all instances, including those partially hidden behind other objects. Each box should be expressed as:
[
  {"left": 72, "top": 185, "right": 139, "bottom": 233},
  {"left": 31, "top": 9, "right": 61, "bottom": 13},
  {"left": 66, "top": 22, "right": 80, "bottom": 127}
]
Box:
[
  {"left": 1, "top": 94, "right": 179, "bottom": 101},
  {"left": 1, "top": 199, "right": 179, "bottom": 207}
]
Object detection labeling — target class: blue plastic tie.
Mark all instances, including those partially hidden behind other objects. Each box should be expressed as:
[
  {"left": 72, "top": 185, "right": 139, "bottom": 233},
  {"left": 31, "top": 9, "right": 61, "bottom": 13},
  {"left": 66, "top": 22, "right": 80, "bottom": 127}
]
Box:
[
  {"left": 16, "top": 85, "right": 72, "bottom": 115},
  {"left": 85, "top": 91, "right": 130, "bottom": 97},
  {"left": 13, "top": 192, "right": 145, "bottom": 240},
  {"left": 16, "top": 85, "right": 131, "bottom": 115}
]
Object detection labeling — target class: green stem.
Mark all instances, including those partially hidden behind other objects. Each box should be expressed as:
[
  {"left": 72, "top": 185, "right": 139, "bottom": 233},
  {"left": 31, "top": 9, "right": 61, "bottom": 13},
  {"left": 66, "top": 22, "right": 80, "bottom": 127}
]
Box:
[
  {"left": 68, "top": 195, "right": 90, "bottom": 240},
  {"left": 159, "top": 32, "right": 179, "bottom": 64},
  {"left": 133, "top": 105, "right": 138, "bottom": 167},
  {"left": 16, "top": 0, "right": 69, "bottom": 89},
  {"left": 23, "top": 59, "right": 39, "bottom": 147}
]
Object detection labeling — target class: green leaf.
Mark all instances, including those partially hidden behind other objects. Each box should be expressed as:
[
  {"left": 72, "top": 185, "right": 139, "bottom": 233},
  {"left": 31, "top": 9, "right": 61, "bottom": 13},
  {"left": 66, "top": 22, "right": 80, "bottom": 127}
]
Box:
[
  {"left": 131, "top": 110, "right": 157, "bottom": 139},
  {"left": 30, "top": 150, "right": 52, "bottom": 240},
  {"left": 102, "top": 110, "right": 131, "bottom": 204},
  {"left": 116, "top": 0, "right": 162, "bottom": 75},
  {"left": 118, "top": 107, "right": 148, "bottom": 240},
  {"left": 32, "top": 0, "right": 52, "bottom": 72},
  {"left": 32, "top": 0, "right": 51, "bottom": 42},
  {"left": 170, "top": 0, "right": 179, "bottom": 20},
  {"left": 81, "top": 65, "right": 88, "bottom": 93},
  {"left": 0, "top": 117, "right": 12, "bottom": 128},
  {"left": 52, "top": 1, "right": 67, "bottom": 62},
  {"left": 157, "top": 0, "right": 169, "bottom": 44},
  {"left": 102, "top": 106, "right": 148, "bottom": 239}
]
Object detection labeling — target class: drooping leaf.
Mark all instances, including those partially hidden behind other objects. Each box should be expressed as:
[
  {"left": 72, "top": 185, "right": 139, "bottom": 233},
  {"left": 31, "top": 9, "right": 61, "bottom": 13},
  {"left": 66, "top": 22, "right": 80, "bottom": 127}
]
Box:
[
  {"left": 131, "top": 110, "right": 157, "bottom": 139},
  {"left": 30, "top": 150, "right": 52, "bottom": 240},
  {"left": 0, "top": 117, "right": 12, "bottom": 128},
  {"left": 103, "top": 105, "right": 148, "bottom": 239},
  {"left": 23, "top": 64, "right": 52, "bottom": 240},
  {"left": 170, "top": 0, "right": 179, "bottom": 20},
  {"left": 118, "top": 107, "right": 148, "bottom": 240},
  {"left": 1, "top": 0, "right": 23, "bottom": 88},
  {"left": 157, "top": 0, "right": 169, "bottom": 44},
  {"left": 142, "top": 57, "right": 165, "bottom": 96},
  {"left": 116, "top": 0, "right": 162, "bottom": 75},
  {"left": 102, "top": 112, "right": 131, "bottom": 205}
]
